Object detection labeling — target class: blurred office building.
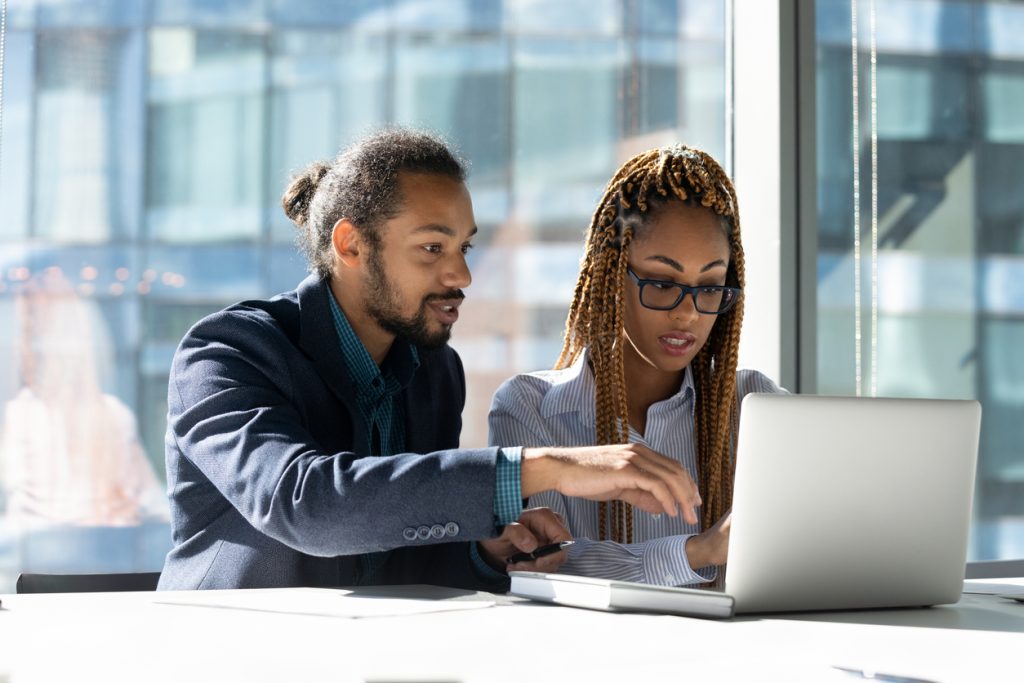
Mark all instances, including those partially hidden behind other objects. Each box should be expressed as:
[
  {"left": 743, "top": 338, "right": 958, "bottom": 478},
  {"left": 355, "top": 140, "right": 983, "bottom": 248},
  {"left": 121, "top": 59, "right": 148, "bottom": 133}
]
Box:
[{"left": 0, "top": 0, "right": 1020, "bottom": 589}]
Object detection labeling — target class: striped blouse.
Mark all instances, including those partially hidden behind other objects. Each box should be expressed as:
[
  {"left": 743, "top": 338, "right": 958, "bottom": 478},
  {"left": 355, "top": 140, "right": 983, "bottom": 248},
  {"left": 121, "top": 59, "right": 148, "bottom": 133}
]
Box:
[{"left": 487, "top": 351, "right": 785, "bottom": 586}]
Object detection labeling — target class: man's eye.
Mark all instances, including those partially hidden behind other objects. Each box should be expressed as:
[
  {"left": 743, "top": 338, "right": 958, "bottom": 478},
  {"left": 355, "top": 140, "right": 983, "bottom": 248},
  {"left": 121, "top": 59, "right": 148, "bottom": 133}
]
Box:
[
  {"left": 423, "top": 244, "right": 443, "bottom": 255},
  {"left": 460, "top": 243, "right": 475, "bottom": 255}
]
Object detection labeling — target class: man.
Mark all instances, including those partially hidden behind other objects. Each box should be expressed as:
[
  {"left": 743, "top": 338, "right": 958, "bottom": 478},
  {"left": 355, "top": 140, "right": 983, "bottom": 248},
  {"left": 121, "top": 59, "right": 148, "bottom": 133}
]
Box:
[{"left": 159, "top": 128, "right": 700, "bottom": 591}]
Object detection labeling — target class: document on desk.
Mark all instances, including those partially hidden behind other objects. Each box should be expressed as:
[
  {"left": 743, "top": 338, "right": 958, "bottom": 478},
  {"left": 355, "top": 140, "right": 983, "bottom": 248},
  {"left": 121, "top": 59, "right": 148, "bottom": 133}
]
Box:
[{"left": 153, "top": 586, "right": 496, "bottom": 619}]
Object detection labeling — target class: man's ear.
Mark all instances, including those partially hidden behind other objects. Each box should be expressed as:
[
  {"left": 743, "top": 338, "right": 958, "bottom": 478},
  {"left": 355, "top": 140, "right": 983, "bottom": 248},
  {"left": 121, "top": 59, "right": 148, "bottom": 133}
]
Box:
[{"left": 331, "top": 219, "right": 362, "bottom": 268}]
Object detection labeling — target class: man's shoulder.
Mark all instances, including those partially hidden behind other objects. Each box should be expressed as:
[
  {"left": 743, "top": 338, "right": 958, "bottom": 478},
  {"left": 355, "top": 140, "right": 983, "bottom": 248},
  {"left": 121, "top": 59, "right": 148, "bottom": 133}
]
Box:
[
  {"left": 186, "top": 273, "right": 323, "bottom": 340},
  {"left": 175, "top": 288, "right": 304, "bottom": 369}
]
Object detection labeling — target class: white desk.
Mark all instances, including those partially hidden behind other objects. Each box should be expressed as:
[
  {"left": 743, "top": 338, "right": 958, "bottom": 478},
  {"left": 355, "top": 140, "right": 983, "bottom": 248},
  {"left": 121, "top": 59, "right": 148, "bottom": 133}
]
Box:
[{"left": 1, "top": 580, "right": 1021, "bottom": 683}]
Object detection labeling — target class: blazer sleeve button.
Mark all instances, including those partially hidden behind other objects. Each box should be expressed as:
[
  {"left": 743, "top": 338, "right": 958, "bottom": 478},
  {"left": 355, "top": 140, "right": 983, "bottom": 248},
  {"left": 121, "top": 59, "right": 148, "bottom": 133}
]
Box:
[
  {"left": 416, "top": 525, "right": 432, "bottom": 541},
  {"left": 444, "top": 522, "right": 460, "bottom": 537},
  {"left": 402, "top": 527, "right": 417, "bottom": 542}
]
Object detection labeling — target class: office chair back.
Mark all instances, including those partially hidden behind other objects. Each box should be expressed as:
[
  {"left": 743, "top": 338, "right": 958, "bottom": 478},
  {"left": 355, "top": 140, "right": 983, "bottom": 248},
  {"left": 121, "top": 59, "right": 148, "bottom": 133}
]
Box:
[{"left": 16, "top": 571, "right": 161, "bottom": 594}]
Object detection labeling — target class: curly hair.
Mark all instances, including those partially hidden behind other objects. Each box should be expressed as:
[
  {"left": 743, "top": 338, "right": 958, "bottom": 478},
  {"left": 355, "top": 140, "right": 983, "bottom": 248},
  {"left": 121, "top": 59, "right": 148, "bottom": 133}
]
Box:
[{"left": 281, "top": 128, "right": 466, "bottom": 278}]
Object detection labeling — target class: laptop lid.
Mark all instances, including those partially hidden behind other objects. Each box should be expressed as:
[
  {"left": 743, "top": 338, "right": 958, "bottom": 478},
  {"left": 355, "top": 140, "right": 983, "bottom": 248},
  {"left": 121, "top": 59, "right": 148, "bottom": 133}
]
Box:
[{"left": 725, "top": 394, "right": 981, "bottom": 614}]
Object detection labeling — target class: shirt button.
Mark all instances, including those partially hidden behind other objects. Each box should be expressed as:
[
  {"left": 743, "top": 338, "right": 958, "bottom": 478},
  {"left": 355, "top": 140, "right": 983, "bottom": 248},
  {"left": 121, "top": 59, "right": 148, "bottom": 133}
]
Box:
[
  {"left": 402, "top": 527, "right": 417, "bottom": 542},
  {"left": 416, "top": 525, "right": 431, "bottom": 541},
  {"left": 430, "top": 524, "right": 446, "bottom": 539},
  {"left": 445, "top": 522, "right": 460, "bottom": 537}
]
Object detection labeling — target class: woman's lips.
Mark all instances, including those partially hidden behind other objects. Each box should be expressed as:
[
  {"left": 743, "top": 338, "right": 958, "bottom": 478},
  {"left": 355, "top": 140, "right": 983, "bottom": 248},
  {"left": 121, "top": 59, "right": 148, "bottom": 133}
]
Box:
[{"left": 658, "top": 331, "right": 696, "bottom": 356}]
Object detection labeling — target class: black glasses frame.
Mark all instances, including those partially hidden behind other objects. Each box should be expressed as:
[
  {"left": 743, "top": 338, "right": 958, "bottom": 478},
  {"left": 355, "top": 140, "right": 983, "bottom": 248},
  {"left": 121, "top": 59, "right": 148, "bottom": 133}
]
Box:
[{"left": 626, "top": 267, "right": 742, "bottom": 315}]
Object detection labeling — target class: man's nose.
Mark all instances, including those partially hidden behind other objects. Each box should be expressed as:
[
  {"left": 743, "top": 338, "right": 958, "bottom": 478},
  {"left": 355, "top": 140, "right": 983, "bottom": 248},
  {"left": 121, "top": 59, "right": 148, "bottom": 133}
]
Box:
[{"left": 442, "top": 253, "right": 472, "bottom": 289}]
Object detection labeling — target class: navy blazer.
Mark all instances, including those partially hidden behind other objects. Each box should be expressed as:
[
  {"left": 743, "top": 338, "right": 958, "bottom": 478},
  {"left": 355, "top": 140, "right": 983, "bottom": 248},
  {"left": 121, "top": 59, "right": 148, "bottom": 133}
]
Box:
[{"left": 158, "top": 274, "right": 508, "bottom": 592}]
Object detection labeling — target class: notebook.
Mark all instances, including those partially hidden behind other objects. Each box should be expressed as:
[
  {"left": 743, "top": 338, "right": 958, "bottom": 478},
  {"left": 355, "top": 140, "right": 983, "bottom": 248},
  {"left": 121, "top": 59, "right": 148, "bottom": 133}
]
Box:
[{"left": 512, "top": 394, "right": 982, "bottom": 617}]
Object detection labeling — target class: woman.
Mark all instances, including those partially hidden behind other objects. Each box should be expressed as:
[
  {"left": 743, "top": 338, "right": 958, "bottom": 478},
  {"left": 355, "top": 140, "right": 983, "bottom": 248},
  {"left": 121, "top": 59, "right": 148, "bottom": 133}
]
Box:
[
  {"left": 489, "top": 145, "right": 784, "bottom": 586},
  {"left": 1, "top": 269, "right": 167, "bottom": 528}
]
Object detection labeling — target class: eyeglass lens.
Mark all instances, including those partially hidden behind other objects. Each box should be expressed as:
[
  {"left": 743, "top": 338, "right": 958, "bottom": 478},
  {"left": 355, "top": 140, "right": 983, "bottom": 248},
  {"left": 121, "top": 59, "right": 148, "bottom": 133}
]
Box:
[{"left": 640, "top": 283, "right": 734, "bottom": 313}]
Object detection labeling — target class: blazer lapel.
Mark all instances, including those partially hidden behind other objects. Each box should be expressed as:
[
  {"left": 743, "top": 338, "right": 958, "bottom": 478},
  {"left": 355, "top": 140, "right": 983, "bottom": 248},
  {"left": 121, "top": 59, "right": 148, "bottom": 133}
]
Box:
[
  {"left": 295, "top": 275, "right": 371, "bottom": 454},
  {"left": 402, "top": 368, "right": 440, "bottom": 454}
]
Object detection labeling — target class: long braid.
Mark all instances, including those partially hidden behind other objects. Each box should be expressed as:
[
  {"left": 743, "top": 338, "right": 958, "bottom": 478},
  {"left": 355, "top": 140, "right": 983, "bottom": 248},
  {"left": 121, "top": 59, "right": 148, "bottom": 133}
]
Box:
[
  {"left": 557, "top": 145, "right": 746, "bottom": 542},
  {"left": 611, "top": 230, "right": 634, "bottom": 542}
]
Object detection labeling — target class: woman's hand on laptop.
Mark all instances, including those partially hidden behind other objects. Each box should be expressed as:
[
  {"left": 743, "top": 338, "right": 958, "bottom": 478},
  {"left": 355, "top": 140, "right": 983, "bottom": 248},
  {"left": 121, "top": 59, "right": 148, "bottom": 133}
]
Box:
[
  {"left": 478, "top": 507, "right": 572, "bottom": 573},
  {"left": 685, "top": 511, "right": 731, "bottom": 569},
  {"left": 520, "top": 444, "right": 701, "bottom": 523}
]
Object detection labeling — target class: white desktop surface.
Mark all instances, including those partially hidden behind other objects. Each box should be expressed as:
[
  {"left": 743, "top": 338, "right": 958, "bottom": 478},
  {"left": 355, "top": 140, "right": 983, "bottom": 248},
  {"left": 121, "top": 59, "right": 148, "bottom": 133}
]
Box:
[{"left": 1, "top": 581, "right": 1022, "bottom": 683}]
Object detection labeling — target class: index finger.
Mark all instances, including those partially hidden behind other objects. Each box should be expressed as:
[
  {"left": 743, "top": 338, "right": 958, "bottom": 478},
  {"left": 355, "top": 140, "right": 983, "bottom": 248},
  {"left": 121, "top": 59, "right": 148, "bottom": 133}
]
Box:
[
  {"left": 631, "top": 452, "right": 701, "bottom": 524},
  {"left": 621, "top": 471, "right": 685, "bottom": 519},
  {"left": 500, "top": 522, "right": 540, "bottom": 555},
  {"left": 634, "top": 445, "right": 700, "bottom": 495}
]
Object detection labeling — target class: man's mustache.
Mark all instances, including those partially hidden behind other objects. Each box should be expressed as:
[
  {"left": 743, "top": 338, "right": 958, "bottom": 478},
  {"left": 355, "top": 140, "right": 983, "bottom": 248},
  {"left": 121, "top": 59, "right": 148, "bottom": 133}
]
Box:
[{"left": 423, "top": 290, "right": 465, "bottom": 303}]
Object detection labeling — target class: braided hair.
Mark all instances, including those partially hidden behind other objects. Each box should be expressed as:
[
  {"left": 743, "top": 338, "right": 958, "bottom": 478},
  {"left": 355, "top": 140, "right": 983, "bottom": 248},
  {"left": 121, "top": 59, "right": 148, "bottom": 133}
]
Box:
[{"left": 556, "top": 144, "right": 745, "bottom": 544}]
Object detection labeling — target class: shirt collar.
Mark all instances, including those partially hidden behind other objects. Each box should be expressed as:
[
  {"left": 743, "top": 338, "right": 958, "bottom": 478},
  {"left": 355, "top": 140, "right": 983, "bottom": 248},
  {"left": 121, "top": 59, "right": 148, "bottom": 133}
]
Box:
[
  {"left": 327, "top": 291, "right": 419, "bottom": 395},
  {"left": 540, "top": 348, "right": 696, "bottom": 426}
]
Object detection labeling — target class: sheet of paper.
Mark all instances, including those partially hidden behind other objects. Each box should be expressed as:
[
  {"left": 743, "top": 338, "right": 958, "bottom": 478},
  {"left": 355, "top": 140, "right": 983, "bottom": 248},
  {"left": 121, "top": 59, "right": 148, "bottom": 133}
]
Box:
[{"left": 152, "top": 586, "right": 496, "bottom": 618}]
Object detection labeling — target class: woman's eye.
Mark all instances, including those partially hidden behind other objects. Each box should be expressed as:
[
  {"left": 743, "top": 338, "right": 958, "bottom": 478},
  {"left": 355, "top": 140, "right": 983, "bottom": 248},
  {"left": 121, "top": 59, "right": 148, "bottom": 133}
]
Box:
[{"left": 650, "top": 282, "right": 673, "bottom": 290}]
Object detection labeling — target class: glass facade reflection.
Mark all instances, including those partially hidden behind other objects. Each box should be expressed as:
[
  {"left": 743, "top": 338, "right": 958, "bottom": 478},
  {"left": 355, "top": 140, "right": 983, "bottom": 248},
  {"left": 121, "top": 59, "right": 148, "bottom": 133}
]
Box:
[
  {"left": 0, "top": 0, "right": 725, "bottom": 590},
  {"left": 816, "top": 0, "right": 1024, "bottom": 560}
]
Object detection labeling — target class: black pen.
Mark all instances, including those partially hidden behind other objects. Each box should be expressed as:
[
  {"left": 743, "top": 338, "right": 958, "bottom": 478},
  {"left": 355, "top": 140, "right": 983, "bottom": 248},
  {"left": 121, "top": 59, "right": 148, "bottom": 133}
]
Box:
[{"left": 506, "top": 540, "right": 575, "bottom": 564}]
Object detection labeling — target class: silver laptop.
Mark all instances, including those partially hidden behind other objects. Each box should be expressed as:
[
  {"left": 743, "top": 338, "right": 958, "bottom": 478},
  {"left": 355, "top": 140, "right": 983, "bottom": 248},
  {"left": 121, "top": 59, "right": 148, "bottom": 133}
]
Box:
[
  {"left": 511, "top": 394, "right": 981, "bottom": 617},
  {"left": 725, "top": 393, "right": 981, "bottom": 613}
]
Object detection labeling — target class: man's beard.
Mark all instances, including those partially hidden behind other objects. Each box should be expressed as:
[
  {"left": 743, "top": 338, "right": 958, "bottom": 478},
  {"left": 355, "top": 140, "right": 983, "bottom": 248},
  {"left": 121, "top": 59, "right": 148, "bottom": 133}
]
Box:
[{"left": 363, "top": 248, "right": 463, "bottom": 349}]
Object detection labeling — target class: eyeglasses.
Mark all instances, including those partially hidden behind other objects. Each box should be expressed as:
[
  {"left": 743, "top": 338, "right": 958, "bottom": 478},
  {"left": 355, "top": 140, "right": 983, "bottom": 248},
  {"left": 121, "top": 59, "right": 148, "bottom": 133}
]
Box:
[{"left": 626, "top": 268, "right": 741, "bottom": 315}]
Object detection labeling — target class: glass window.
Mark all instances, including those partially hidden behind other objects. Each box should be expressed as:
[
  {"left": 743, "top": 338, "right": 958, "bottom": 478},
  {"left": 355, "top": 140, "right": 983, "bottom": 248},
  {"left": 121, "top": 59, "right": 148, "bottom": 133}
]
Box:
[
  {"left": 507, "top": 0, "right": 622, "bottom": 35},
  {"left": 394, "top": 35, "right": 511, "bottom": 186},
  {"left": 266, "top": 0, "right": 393, "bottom": 29},
  {"left": 0, "top": 0, "right": 727, "bottom": 590},
  {"left": 815, "top": 0, "right": 1024, "bottom": 560},
  {"left": 0, "top": 31, "right": 34, "bottom": 240},
  {"left": 513, "top": 38, "right": 622, "bottom": 194},
  {"left": 152, "top": 0, "right": 265, "bottom": 27},
  {"left": 983, "top": 68, "right": 1024, "bottom": 144},
  {"left": 36, "top": 0, "right": 146, "bottom": 28},
  {"left": 268, "top": 31, "right": 388, "bottom": 241},
  {"left": 35, "top": 30, "right": 144, "bottom": 243},
  {"left": 146, "top": 29, "right": 265, "bottom": 243},
  {"left": 392, "top": 0, "right": 503, "bottom": 32}
]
